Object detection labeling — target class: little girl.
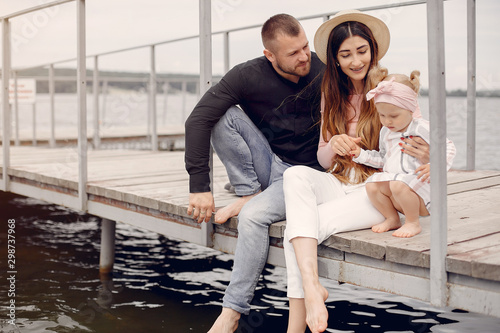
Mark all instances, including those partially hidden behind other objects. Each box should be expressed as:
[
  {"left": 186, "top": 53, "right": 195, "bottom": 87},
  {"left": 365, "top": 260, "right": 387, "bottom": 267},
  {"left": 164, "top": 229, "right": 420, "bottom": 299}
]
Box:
[{"left": 351, "top": 67, "right": 456, "bottom": 238}]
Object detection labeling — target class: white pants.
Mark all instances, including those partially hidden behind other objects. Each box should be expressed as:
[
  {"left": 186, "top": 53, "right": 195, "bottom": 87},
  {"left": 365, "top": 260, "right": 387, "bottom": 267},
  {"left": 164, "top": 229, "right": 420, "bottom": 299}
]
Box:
[{"left": 283, "top": 165, "right": 384, "bottom": 298}]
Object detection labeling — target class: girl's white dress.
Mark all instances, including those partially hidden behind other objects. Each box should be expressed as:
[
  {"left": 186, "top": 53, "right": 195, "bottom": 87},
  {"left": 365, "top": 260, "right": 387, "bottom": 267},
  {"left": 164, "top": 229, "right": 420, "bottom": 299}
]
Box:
[{"left": 353, "top": 118, "right": 456, "bottom": 212}]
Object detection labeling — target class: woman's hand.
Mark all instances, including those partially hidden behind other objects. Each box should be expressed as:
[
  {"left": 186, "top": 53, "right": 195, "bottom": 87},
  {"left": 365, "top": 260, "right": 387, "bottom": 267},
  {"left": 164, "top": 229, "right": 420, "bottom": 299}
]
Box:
[
  {"left": 416, "top": 164, "right": 430, "bottom": 183},
  {"left": 330, "top": 134, "right": 361, "bottom": 157},
  {"left": 400, "top": 136, "right": 430, "bottom": 164}
]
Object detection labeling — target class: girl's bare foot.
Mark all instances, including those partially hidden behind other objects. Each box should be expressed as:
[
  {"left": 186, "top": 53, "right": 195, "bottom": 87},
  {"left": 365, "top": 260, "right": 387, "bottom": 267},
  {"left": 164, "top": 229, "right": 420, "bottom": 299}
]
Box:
[
  {"left": 207, "top": 307, "right": 240, "bottom": 333},
  {"left": 371, "top": 217, "right": 401, "bottom": 233},
  {"left": 214, "top": 192, "right": 260, "bottom": 224},
  {"left": 303, "top": 282, "right": 329, "bottom": 333},
  {"left": 392, "top": 220, "right": 421, "bottom": 238}
]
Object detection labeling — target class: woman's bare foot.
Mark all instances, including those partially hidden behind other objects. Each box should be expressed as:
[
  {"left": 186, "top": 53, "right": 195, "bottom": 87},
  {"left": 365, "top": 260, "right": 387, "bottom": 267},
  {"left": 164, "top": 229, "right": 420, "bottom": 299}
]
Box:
[
  {"left": 371, "top": 217, "right": 402, "bottom": 233},
  {"left": 392, "top": 220, "right": 421, "bottom": 238},
  {"left": 303, "top": 281, "right": 329, "bottom": 333},
  {"left": 214, "top": 192, "right": 260, "bottom": 224},
  {"left": 207, "top": 307, "right": 240, "bottom": 333}
]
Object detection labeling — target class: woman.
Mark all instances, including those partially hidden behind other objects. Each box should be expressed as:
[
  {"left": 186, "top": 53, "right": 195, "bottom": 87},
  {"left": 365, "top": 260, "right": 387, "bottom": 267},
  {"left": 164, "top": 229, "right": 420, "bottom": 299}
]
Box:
[{"left": 282, "top": 10, "right": 430, "bottom": 333}]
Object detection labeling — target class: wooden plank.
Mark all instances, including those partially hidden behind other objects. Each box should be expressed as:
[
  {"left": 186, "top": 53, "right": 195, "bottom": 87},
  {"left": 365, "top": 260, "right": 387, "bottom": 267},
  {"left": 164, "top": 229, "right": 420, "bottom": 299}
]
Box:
[
  {"left": 448, "top": 175, "right": 500, "bottom": 195},
  {"left": 472, "top": 250, "right": 500, "bottom": 281},
  {"left": 447, "top": 233, "right": 500, "bottom": 281},
  {"left": 327, "top": 210, "right": 499, "bottom": 269},
  {"left": 451, "top": 246, "right": 500, "bottom": 281},
  {"left": 447, "top": 169, "right": 500, "bottom": 184},
  {"left": 385, "top": 215, "right": 499, "bottom": 268},
  {"left": 4, "top": 146, "right": 500, "bottom": 287}
]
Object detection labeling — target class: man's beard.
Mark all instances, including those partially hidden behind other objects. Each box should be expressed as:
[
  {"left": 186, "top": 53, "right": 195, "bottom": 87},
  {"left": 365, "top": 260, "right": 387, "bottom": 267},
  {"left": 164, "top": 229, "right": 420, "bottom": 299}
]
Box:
[{"left": 276, "top": 59, "right": 311, "bottom": 78}]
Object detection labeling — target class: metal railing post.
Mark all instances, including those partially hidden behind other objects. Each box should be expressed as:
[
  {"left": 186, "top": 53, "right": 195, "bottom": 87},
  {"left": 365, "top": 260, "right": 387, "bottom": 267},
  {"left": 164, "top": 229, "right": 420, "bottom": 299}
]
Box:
[
  {"left": 199, "top": 0, "right": 213, "bottom": 248},
  {"left": 49, "top": 64, "right": 56, "bottom": 147},
  {"left": 101, "top": 79, "right": 107, "bottom": 123},
  {"left": 13, "top": 71, "right": 19, "bottom": 146},
  {"left": 466, "top": 0, "right": 476, "bottom": 171},
  {"left": 150, "top": 45, "right": 158, "bottom": 151},
  {"left": 162, "top": 82, "right": 169, "bottom": 125},
  {"left": 1, "top": 18, "right": 11, "bottom": 191},
  {"left": 223, "top": 31, "right": 230, "bottom": 73},
  {"left": 93, "top": 55, "right": 100, "bottom": 149},
  {"left": 181, "top": 80, "right": 187, "bottom": 123},
  {"left": 427, "top": 0, "right": 448, "bottom": 307},
  {"left": 32, "top": 104, "right": 37, "bottom": 146},
  {"left": 77, "top": 0, "right": 88, "bottom": 211}
]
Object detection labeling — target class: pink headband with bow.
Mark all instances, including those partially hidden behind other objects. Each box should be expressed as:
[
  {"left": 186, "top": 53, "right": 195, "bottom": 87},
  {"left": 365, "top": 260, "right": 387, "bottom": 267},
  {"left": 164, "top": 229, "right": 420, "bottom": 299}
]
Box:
[{"left": 366, "top": 77, "right": 421, "bottom": 116}]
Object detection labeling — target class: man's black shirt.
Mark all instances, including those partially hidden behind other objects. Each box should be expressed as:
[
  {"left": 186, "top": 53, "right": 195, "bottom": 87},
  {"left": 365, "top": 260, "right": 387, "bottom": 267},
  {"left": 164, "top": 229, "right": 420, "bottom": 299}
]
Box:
[{"left": 185, "top": 53, "right": 325, "bottom": 193}]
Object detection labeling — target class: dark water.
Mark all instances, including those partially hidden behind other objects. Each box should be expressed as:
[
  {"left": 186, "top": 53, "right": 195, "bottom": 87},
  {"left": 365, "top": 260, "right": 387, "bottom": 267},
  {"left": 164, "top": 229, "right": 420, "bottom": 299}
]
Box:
[{"left": 1, "top": 191, "right": 499, "bottom": 333}]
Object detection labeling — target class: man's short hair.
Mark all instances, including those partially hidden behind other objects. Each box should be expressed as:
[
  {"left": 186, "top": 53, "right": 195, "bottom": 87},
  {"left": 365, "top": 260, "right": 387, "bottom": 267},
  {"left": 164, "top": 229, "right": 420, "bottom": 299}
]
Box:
[{"left": 261, "top": 14, "right": 302, "bottom": 52}]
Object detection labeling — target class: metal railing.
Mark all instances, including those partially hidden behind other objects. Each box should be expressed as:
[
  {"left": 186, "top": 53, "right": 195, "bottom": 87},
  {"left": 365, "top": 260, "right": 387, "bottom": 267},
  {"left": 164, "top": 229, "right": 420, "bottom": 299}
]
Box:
[
  {"left": 1, "top": 0, "right": 478, "bottom": 309},
  {"left": 4, "top": 0, "right": 471, "bottom": 156},
  {"left": 9, "top": 73, "right": 201, "bottom": 147}
]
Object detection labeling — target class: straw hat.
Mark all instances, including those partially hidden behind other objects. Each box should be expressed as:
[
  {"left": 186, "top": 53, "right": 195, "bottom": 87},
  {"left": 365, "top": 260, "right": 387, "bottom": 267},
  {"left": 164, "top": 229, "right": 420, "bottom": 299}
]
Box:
[{"left": 314, "top": 9, "right": 390, "bottom": 64}]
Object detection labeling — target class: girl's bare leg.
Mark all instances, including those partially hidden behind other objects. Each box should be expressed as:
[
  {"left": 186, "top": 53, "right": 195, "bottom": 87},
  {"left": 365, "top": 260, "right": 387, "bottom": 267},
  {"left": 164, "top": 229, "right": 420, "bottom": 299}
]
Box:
[
  {"left": 366, "top": 182, "right": 402, "bottom": 233},
  {"left": 287, "top": 298, "right": 307, "bottom": 333},
  {"left": 290, "top": 237, "right": 329, "bottom": 333},
  {"left": 389, "top": 181, "right": 428, "bottom": 238}
]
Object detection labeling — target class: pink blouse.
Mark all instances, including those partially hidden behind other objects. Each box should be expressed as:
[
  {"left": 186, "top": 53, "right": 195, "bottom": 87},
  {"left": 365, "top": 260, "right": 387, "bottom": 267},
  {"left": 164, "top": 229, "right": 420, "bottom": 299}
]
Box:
[{"left": 317, "top": 94, "right": 362, "bottom": 169}]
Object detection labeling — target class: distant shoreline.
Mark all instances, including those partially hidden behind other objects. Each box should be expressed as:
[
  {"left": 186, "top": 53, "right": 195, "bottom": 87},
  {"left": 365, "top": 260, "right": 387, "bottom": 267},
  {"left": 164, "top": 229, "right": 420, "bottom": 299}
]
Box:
[
  {"left": 419, "top": 89, "right": 500, "bottom": 98},
  {"left": 8, "top": 67, "right": 500, "bottom": 98}
]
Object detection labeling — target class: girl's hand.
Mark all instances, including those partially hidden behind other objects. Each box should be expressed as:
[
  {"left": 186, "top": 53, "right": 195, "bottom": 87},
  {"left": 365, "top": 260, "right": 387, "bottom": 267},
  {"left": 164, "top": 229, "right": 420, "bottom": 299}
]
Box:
[
  {"left": 400, "top": 136, "right": 430, "bottom": 164},
  {"left": 350, "top": 145, "right": 361, "bottom": 158},
  {"left": 416, "top": 164, "right": 430, "bottom": 183},
  {"left": 330, "top": 135, "right": 361, "bottom": 156}
]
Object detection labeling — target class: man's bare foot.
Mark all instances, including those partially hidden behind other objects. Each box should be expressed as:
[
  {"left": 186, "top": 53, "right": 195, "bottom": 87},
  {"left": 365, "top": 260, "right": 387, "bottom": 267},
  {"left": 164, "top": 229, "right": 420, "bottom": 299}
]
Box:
[
  {"left": 214, "top": 192, "right": 260, "bottom": 224},
  {"left": 303, "top": 281, "right": 329, "bottom": 333},
  {"left": 392, "top": 220, "right": 421, "bottom": 238},
  {"left": 207, "top": 307, "right": 240, "bottom": 333},
  {"left": 371, "top": 217, "right": 402, "bottom": 233}
]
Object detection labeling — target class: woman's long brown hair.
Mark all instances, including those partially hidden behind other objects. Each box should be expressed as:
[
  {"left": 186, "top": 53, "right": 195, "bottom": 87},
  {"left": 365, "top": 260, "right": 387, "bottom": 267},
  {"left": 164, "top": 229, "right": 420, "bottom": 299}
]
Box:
[{"left": 321, "top": 21, "right": 382, "bottom": 184}]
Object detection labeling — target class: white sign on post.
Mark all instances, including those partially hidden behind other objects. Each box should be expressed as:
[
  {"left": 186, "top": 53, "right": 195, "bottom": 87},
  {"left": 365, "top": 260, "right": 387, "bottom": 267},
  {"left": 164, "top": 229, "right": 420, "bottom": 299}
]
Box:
[{"left": 8, "top": 79, "right": 37, "bottom": 104}]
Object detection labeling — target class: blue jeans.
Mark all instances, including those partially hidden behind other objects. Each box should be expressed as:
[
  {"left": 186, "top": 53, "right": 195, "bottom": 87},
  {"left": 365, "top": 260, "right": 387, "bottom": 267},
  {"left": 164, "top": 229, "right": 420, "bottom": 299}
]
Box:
[{"left": 211, "top": 106, "right": 291, "bottom": 315}]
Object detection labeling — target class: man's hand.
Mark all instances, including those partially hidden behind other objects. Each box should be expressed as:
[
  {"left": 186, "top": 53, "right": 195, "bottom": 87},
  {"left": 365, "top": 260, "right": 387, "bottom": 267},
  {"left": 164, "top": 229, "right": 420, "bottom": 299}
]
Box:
[{"left": 188, "top": 192, "right": 216, "bottom": 223}]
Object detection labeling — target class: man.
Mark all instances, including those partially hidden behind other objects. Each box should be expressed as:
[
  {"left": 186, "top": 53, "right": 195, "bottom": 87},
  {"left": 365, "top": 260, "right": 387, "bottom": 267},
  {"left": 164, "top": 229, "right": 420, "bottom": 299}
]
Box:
[{"left": 184, "top": 14, "right": 325, "bottom": 332}]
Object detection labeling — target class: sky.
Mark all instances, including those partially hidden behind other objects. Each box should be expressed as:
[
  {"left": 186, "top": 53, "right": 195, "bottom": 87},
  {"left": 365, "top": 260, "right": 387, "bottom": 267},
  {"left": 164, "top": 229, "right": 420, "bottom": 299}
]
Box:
[{"left": 1, "top": 0, "right": 499, "bottom": 91}]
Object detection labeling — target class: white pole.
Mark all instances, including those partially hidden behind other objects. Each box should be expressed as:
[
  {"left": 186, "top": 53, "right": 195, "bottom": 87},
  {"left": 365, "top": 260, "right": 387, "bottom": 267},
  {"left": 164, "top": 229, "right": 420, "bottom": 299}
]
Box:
[
  {"left": 99, "top": 218, "right": 116, "bottom": 276},
  {"left": 162, "top": 82, "right": 169, "bottom": 125},
  {"left": 150, "top": 45, "right": 158, "bottom": 151},
  {"left": 223, "top": 31, "right": 230, "bottom": 73},
  {"left": 181, "top": 80, "right": 187, "bottom": 122},
  {"left": 466, "top": 0, "right": 476, "bottom": 171},
  {"left": 199, "top": 0, "right": 213, "bottom": 247},
  {"left": 426, "top": 0, "right": 448, "bottom": 307},
  {"left": 32, "top": 104, "right": 37, "bottom": 146},
  {"left": 93, "top": 55, "right": 100, "bottom": 149},
  {"left": 1, "top": 18, "right": 11, "bottom": 191},
  {"left": 49, "top": 64, "right": 56, "bottom": 147},
  {"left": 13, "top": 72, "right": 19, "bottom": 146},
  {"left": 101, "top": 80, "right": 108, "bottom": 123},
  {"left": 77, "top": 0, "right": 88, "bottom": 211}
]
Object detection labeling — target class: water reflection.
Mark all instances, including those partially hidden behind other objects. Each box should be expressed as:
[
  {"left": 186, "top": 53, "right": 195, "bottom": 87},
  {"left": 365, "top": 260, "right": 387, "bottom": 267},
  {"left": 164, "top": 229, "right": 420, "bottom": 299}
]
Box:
[{"left": 1, "top": 192, "right": 499, "bottom": 333}]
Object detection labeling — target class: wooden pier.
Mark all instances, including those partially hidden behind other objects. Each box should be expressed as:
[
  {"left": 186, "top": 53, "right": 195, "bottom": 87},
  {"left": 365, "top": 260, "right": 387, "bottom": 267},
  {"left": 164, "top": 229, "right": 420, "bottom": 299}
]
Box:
[
  {"left": 1, "top": 0, "right": 497, "bottom": 322},
  {"left": 1, "top": 146, "right": 499, "bottom": 317}
]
